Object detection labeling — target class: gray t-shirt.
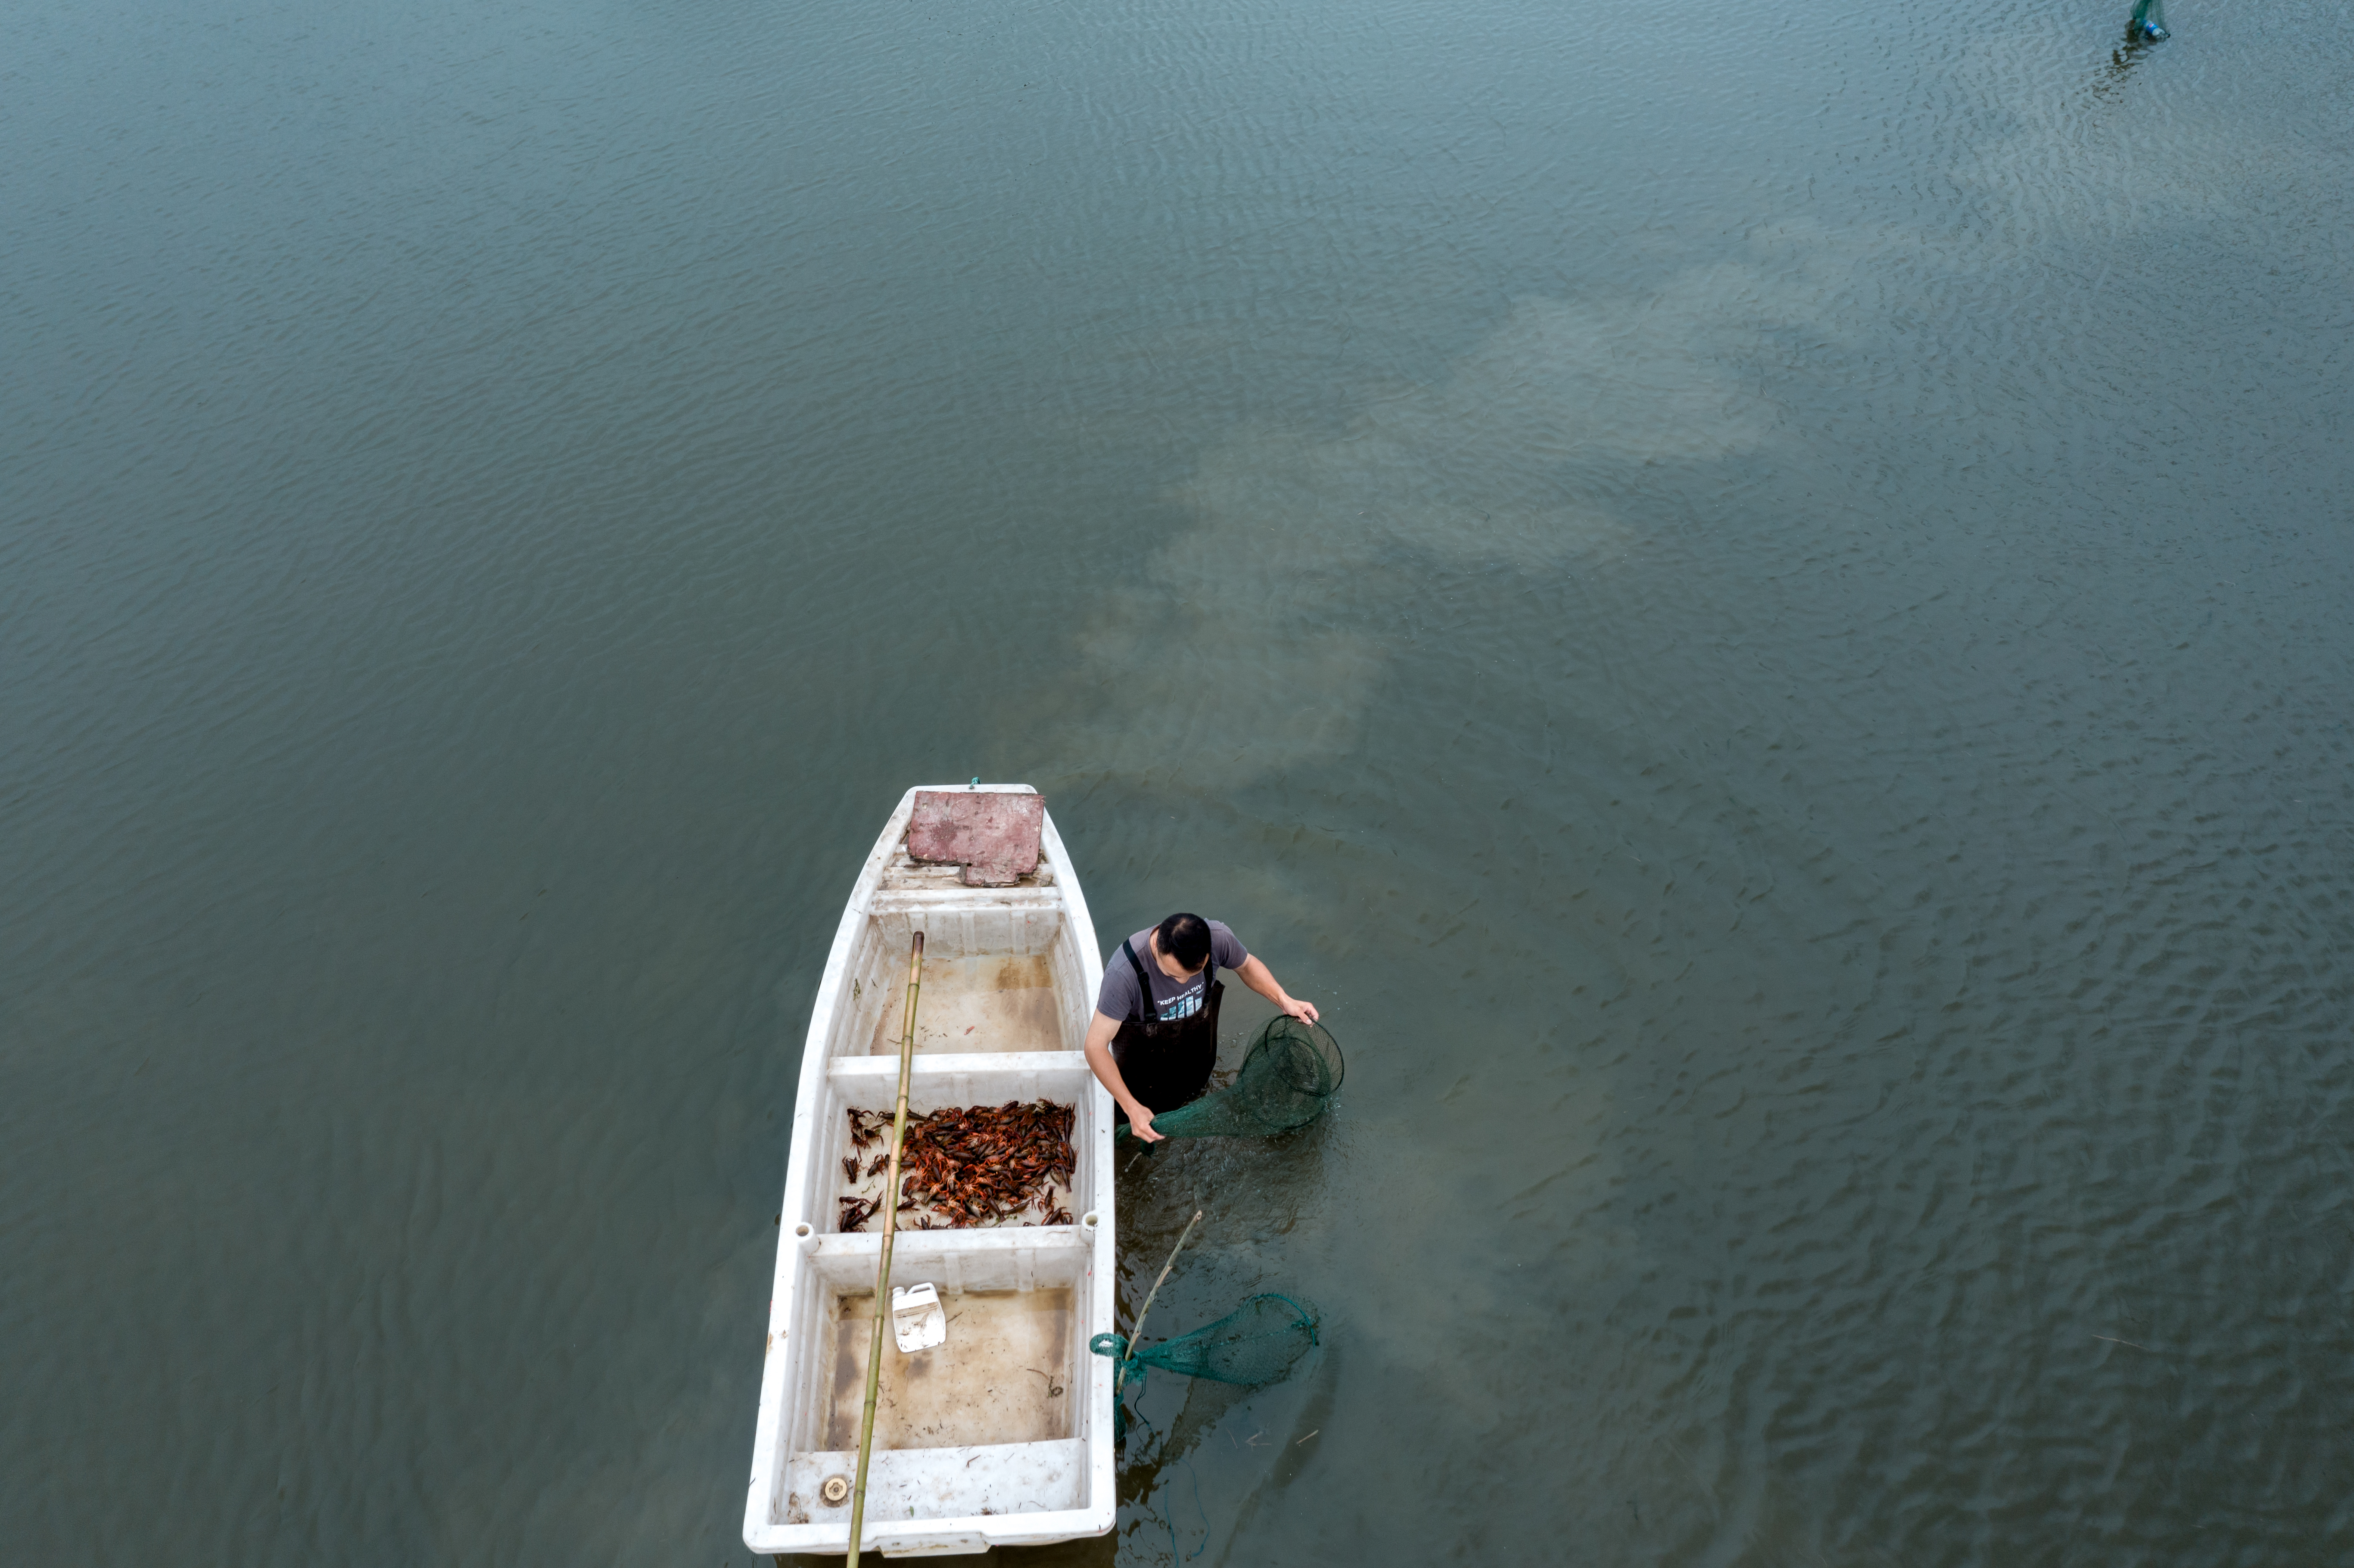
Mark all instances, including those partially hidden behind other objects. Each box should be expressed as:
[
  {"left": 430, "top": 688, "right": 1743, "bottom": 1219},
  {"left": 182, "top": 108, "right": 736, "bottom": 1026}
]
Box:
[{"left": 1096, "top": 922, "right": 1249, "bottom": 1025}]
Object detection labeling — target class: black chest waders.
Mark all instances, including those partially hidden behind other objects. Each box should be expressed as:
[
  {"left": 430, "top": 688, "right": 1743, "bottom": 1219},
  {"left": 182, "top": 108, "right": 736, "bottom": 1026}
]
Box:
[{"left": 1109, "top": 937, "right": 1222, "bottom": 1123}]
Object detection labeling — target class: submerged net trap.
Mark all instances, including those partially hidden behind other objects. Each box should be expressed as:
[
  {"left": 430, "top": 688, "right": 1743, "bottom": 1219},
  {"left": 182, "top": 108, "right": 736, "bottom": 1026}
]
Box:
[
  {"left": 1090, "top": 1292, "right": 1321, "bottom": 1396},
  {"left": 1121, "top": 1015, "right": 1345, "bottom": 1142}
]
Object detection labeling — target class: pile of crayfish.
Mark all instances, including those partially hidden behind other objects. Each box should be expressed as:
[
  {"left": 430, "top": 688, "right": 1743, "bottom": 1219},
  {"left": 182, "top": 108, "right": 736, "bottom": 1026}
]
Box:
[{"left": 837, "top": 1099, "right": 1075, "bottom": 1232}]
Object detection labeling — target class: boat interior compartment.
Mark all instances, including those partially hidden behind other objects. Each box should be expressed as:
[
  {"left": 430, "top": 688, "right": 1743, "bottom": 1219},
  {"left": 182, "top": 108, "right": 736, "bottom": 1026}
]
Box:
[
  {"left": 769, "top": 1229, "right": 1101, "bottom": 1528},
  {"left": 838, "top": 902, "right": 1091, "bottom": 1057},
  {"left": 822, "top": 1286, "right": 1074, "bottom": 1448},
  {"left": 815, "top": 1059, "right": 1099, "bottom": 1232}
]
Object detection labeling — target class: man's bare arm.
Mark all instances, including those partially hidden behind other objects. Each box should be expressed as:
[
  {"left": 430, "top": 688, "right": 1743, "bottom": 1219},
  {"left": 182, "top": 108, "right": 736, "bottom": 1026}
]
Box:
[
  {"left": 1082, "top": 1009, "right": 1164, "bottom": 1142},
  {"left": 1235, "top": 955, "right": 1319, "bottom": 1024}
]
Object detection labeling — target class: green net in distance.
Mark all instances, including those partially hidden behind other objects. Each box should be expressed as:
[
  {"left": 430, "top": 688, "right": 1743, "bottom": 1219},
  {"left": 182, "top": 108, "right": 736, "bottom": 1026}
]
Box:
[
  {"left": 1090, "top": 1293, "right": 1321, "bottom": 1397},
  {"left": 1120, "top": 1016, "right": 1345, "bottom": 1142}
]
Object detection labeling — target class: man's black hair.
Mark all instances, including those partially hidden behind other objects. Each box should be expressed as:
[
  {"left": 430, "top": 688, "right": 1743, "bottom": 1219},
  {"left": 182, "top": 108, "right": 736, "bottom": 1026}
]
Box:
[{"left": 1156, "top": 912, "right": 1213, "bottom": 971}]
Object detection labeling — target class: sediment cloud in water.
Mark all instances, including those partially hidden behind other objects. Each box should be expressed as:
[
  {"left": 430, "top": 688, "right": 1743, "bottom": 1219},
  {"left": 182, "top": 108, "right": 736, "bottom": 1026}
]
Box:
[{"left": 1049, "top": 264, "right": 1805, "bottom": 782}]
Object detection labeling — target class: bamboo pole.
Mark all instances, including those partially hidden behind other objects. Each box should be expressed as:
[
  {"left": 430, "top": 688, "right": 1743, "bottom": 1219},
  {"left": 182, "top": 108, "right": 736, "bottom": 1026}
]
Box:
[
  {"left": 847, "top": 930, "right": 925, "bottom": 1567},
  {"left": 1116, "top": 1210, "right": 1201, "bottom": 1396}
]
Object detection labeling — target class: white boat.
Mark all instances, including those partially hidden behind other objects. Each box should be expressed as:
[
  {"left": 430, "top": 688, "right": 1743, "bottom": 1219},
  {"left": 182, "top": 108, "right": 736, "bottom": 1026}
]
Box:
[{"left": 742, "top": 784, "right": 1116, "bottom": 1559}]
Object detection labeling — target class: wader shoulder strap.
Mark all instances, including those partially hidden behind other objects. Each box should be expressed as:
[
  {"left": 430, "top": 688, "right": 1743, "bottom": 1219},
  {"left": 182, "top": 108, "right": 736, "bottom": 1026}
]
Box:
[{"left": 1121, "top": 939, "right": 1155, "bottom": 1023}]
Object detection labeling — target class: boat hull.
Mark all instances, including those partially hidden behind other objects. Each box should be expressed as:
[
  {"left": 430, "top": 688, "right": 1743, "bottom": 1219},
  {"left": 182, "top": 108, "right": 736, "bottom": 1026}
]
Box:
[{"left": 742, "top": 786, "right": 1113, "bottom": 1557}]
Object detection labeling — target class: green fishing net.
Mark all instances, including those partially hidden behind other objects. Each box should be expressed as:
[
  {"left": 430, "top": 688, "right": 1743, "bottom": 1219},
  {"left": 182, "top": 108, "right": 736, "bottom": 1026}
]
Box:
[
  {"left": 1090, "top": 1293, "right": 1321, "bottom": 1397},
  {"left": 1120, "top": 1016, "right": 1345, "bottom": 1143},
  {"left": 2126, "top": 0, "right": 2167, "bottom": 41}
]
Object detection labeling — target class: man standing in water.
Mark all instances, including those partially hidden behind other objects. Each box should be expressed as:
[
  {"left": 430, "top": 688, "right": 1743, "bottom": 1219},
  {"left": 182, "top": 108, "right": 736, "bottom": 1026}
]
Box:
[{"left": 1082, "top": 912, "right": 1319, "bottom": 1142}]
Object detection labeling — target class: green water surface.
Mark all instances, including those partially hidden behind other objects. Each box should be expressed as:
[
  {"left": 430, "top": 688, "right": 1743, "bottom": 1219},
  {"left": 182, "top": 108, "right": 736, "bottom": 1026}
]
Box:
[{"left": 5, "top": 0, "right": 2351, "bottom": 1560}]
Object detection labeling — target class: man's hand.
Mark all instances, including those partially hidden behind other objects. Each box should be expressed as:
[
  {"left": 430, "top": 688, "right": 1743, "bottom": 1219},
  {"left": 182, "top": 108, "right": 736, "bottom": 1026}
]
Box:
[
  {"left": 1128, "top": 1105, "right": 1165, "bottom": 1142},
  {"left": 1280, "top": 996, "right": 1320, "bottom": 1025}
]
